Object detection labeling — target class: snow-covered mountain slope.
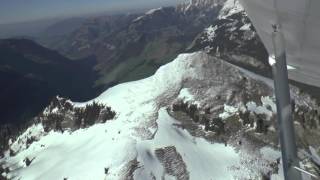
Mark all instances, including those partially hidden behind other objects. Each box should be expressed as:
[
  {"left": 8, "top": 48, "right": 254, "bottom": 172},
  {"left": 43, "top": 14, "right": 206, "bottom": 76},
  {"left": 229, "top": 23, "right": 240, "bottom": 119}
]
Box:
[
  {"left": 1, "top": 52, "right": 320, "bottom": 180},
  {"left": 188, "top": 0, "right": 270, "bottom": 75}
]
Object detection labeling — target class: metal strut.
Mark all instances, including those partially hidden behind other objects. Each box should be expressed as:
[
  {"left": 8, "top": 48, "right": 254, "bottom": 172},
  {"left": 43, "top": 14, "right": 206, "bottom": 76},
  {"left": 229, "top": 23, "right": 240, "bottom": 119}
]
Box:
[{"left": 271, "top": 25, "right": 302, "bottom": 180}]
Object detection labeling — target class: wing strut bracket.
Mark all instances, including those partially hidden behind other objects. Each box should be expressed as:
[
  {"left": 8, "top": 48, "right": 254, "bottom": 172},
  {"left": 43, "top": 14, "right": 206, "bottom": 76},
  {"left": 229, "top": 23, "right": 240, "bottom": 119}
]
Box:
[{"left": 271, "top": 24, "right": 302, "bottom": 180}]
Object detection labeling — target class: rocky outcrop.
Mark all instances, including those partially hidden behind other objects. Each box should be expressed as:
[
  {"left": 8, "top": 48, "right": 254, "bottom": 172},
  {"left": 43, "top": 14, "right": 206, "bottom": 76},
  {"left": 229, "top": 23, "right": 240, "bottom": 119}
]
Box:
[
  {"left": 155, "top": 146, "right": 189, "bottom": 180},
  {"left": 188, "top": 0, "right": 270, "bottom": 76},
  {"left": 38, "top": 96, "right": 116, "bottom": 132}
]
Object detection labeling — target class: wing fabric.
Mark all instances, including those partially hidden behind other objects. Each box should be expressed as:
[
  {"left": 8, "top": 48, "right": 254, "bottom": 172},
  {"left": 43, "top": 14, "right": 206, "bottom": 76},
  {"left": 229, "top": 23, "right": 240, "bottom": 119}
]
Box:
[{"left": 239, "top": 0, "right": 320, "bottom": 87}]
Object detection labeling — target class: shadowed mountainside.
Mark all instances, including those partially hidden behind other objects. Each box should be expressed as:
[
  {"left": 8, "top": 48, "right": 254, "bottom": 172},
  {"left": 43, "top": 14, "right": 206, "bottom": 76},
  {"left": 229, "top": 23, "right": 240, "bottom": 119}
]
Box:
[{"left": 0, "top": 38, "right": 100, "bottom": 125}]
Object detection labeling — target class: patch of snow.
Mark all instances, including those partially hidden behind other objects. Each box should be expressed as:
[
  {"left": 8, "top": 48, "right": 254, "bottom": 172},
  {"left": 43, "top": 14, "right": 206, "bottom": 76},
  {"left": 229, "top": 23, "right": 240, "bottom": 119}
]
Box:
[
  {"left": 246, "top": 96, "right": 276, "bottom": 120},
  {"left": 219, "top": 0, "right": 244, "bottom": 19},
  {"left": 219, "top": 97, "right": 275, "bottom": 121},
  {"left": 260, "top": 147, "right": 286, "bottom": 180},
  {"left": 177, "top": 88, "right": 200, "bottom": 106},
  {"left": 239, "top": 23, "right": 251, "bottom": 31},
  {"left": 261, "top": 96, "right": 277, "bottom": 112},
  {"left": 146, "top": 7, "right": 162, "bottom": 15},
  {"left": 219, "top": 104, "right": 238, "bottom": 119},
  {"left": 133, "top": 7, "right": 163, "bottom": 23},
  {"left": 204, "top": 25, "right": 218, "bottom": 41},
  {"left": 178, "top": 88, "right": 194, "bottom": 102},
  {"left": 260, "top": 147, "right": 281, "bottom": 162},
  {"left": 133, "top": 15, "right": 144, "bottom": 22},
  {"left": 51, "top": 107, "right": 59, "bottom": 113},
  {"left": 246, "top": 101, "right": 271, "bottom": 117},
  {"left": 78, "top": 44, "right": 90, "bottom": 51}
]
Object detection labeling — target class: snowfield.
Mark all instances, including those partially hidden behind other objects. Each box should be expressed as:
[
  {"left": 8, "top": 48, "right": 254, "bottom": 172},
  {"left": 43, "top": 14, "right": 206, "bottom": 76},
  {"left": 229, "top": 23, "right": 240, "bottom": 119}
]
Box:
[
  {"left": 1, "top": 52, "right": 283, "bottom": 180},
  {"left": 135, "top": 108, "right": 243, "bottom": 180}
]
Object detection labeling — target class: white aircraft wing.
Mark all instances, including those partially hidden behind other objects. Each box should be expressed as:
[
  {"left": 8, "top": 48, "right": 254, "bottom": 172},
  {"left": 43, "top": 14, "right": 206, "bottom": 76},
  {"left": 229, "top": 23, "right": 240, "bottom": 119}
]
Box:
[{"left": 239, "top": 0, "right": 320, "bottom": 87}]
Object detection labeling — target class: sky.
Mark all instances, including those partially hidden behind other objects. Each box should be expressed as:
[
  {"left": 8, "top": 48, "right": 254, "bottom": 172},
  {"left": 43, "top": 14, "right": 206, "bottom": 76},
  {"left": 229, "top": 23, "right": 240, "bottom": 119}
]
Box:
[{"left": 0, "top": 0, "right": 182, "bottom": 24}]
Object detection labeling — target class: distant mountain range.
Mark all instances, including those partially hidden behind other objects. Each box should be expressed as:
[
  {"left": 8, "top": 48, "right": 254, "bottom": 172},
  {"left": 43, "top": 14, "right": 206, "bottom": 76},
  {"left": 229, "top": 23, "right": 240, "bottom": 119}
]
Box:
[{"left": 36, "top": 2, "right": 223, "bottom": 88}]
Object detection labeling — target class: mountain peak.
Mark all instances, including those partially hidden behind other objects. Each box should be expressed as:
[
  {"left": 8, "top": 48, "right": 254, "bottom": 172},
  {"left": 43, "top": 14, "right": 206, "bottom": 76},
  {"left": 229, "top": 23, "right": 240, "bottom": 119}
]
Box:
[{"left": 177, "top": 0, "right": 225, "bottom": 13}]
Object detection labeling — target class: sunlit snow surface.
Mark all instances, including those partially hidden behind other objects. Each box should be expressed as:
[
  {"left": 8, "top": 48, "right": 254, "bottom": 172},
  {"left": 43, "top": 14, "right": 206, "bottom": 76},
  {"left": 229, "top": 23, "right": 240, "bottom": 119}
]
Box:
[
  {"left": 135, "top": 108, "right": 244, "bottom": 180},
  {"left": 1, "top": 52, "right": 282, "bottom": 180}
]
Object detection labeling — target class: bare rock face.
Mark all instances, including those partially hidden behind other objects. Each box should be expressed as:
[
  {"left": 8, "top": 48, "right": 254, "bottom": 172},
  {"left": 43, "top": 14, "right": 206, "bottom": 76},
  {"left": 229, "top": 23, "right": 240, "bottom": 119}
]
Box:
[
  {"left": 155, "top": 146, "right": 189, "bottom": 180},
  {"left": 121, "top": 159, "right": 140, "bottom": 180}
]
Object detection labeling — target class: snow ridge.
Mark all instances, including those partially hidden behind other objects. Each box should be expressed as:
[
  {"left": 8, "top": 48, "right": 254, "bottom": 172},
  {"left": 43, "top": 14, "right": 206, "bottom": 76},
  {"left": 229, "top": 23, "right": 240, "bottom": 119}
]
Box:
[{"left": 1, "top": 52, "right": 283, "bottom": 180}]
